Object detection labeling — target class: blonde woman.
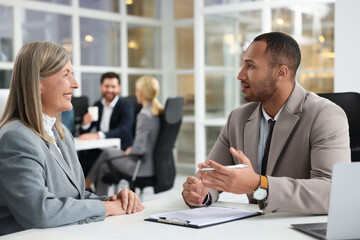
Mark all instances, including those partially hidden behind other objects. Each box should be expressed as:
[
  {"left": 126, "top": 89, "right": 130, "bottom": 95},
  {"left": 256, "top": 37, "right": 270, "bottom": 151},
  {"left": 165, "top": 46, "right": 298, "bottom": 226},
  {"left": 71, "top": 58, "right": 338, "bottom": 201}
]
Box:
[
  {"left": 85, "top": 76, "right": 163, "bottom": 195},
  {"left": 0, "top": 41, "right": 143, "bottom": 236}
]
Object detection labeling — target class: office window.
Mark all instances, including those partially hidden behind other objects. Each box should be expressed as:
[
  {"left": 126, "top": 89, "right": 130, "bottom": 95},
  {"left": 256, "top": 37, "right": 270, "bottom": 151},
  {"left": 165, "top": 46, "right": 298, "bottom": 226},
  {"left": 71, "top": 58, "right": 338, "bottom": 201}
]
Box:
[
  {"left": 79, "top": 0, "right": 120, "bottom": 12},
  {"left": 205, "top": 0, "right": 257, "bottom": 6},
  {"left": 205, "top": 14, "right": 237, "bottom": 67},
  {"left": 272, "top": 8, "right": 294, "bottom": 35},
  {"left": 25, "top": 0, "right": 70, "bottom": 5},
  {"left": 176, "top": 26, "right": 194, "bottom": 69},
  {"left": 205, "top": 73, "right": 236, "bottom": 118},
  {"left": 238, "top": 10, "right": 262, "bottom": 52},
  {"left": 174, "top": 0, "right": 193, "bottom": 19},
  {"left": 0, "top": 70, "right": 12, "bottom": 89},
  {"left": 81, "top": 73, "right": 102, "bottom": 106},
  {"left": 80, "top": 18, "right": 120, "bottom": 67},
  {"left": 176, "top": 123, "right": 195, "bottom": 164},
  {"left": 22, "top": 10, "right": 72, "bottom": 51},
  {"left": 128, "top": 74, "right": 163, "bottom": 102},
  {"left": 298, "top": 3, "right": 334, "bottom": 93},
  {"left": 127, "top": 0, "right": 161, "bottom": 19},
  {"left": 206, "top": 126, "right": 222, "bottom": 156},
  {"left": 0, "top": 6, "right": 13, "bottom": 62},
  {"left": 176, "top": 74, "right": 194, "bottom": 116},
  {"left": 128, "top": 25, "right": 161, "bottom": 68}
]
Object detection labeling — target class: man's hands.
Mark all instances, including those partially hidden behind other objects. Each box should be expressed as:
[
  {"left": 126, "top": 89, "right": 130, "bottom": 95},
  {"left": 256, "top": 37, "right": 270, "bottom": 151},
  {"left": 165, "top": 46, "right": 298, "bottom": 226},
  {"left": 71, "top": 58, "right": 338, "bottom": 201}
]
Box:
[
  {"left": 78, "top": 133, "right": 100, "bottom": 140},
  {"left": 82, "top": 113, "right": 93, "bottom": 126},
  {"left": 182, "top": 175, "right": 209, "bottom": 206},
  {"left": 182, "top": 147, "right": 261, "bottom": 206},
  {"left": 103, "top": 189, "right": 145, "bottom": 216},
  {"left": 199, "top": 148, "right": 260, "bottom": 195}
]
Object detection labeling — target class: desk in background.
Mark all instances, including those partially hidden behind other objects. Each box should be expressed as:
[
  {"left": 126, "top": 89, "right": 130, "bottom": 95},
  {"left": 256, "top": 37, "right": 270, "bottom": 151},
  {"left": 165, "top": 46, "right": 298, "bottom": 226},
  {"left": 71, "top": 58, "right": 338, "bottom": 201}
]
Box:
[
  {"left": 3, "top": 197, "right": 326, "bottom": 240},
  {"left": 74, "top": 138, "right": 121, "bottom": 151}
]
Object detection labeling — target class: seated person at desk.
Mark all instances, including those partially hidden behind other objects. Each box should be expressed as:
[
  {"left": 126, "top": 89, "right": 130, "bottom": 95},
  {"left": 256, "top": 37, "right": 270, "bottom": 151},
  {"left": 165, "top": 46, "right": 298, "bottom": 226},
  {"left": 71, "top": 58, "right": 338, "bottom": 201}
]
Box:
[
  {"left": 85, "top": 76, "right": 163, "bottom": 195},
  {"left": 182, "top": 32, "right": 351, "bottom": 214},
  {"left": 0, "top": 41, "right": 144, "bottom": 236},
  {"left": 78, "top": 72, "right": 134, "bottom": 175}
]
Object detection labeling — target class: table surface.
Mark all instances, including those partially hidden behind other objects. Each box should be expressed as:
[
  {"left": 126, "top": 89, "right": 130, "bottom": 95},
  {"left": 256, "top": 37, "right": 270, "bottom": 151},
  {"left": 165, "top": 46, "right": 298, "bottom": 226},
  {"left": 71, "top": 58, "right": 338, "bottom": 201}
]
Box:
[
  {"left": 74, "top": 138, "right": 121, "bottom": 151},
  {"left": 3, "top": 197, "right": 325, "bottom": 240}
]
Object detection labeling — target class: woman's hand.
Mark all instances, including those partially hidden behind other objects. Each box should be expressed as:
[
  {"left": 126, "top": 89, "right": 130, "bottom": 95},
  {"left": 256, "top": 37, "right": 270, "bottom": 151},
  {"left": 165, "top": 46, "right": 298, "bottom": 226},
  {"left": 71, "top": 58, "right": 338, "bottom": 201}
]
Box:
[{"left": 103, "top": 189, "right": 145, "bottom": 216}]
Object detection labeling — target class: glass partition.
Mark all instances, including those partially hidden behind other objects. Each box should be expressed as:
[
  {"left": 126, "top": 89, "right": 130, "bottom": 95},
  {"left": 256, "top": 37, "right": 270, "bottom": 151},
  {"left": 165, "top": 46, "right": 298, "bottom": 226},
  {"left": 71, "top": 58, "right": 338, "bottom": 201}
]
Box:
[
  {"left": 79, "top": 0, "right": 120, "bottom": 12},
  {"left": 176, "top": 26, "right": 194, "bottom": 69},
  {"left": 176, "top": 74, "right": 194, "bottom": 116},
  {"left": 174, "top": 0, "right": 193, "bottom": 19},
  {"left": 297, "top": 3, "right": 334, "bottom": 93},
  {"left": 176, "top": 123, "right": 195, "bottom": 164},
  {"left": 271, "top": 8, "right": 294, "bottom": 35},
  {"left": 80, "top": 18, "right": 120, "bottom": 66},
  {"left": 205, "top": 14, "right": 237, "bottom": 67},
  {"left": 0, "top": 70, "right": 12, "bottom": 89},
  {"left": 206, "top": 126, "right": 223, "bottom": 156},
  {"left": 0, "top": 6, "right": 13, "bottom": 62},
  {"left": 22, "top": 10, "right": 72, "bottom": 52},
  {"left": 80, "top": 73, "right": 102, "bottom": 106},
  {"left": 24, "top": 0, "right": 70, "bottom": 5},
  {"left": 128, "top": 25, "right": 161, "bottom": 68},
  {"left": 127, "top": 0, "right": 161, "bottom": 19},
  {"left": 205, "top": 72, "right": 237, "bottom": 118}
]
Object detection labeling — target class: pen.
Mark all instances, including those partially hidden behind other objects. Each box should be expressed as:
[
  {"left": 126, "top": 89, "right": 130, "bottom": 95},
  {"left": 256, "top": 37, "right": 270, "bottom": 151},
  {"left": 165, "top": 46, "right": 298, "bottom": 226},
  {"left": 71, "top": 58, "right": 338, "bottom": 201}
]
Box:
[
  {"left": 199, "top": 164, "right": 248, "bottom": 171},
  {"left": 158, "top": 217, "right": 190, "bottom": 226}
]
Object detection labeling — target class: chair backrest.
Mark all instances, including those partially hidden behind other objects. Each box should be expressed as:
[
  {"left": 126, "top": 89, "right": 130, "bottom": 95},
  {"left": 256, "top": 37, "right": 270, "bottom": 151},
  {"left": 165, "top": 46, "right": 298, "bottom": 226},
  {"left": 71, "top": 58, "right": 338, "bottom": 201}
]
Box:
[
  {"left": 0, "top": 89, "right": 9, "bottom": 118},
  {"left": 153, "top": 96, "right": 184, "bottom": 193},
  {"left": 318, "top": 92, "right": 360, "bottom": 149},
  {"left": 122, "top": 96, "right": 142, "bottom": 135},
  {"left": 71, "top": 96, "right": 89, "bottom": 136},
  {"left": 71, "top": 96, "right": 89, "bottom": 124}
]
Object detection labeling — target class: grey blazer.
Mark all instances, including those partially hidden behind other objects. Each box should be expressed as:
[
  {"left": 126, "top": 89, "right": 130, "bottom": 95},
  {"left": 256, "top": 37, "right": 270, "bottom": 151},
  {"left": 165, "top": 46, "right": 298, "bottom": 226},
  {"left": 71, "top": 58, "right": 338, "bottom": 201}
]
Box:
[
  {"left": 0, "top": 120, "right": 106, "bottom": 235},
  {"left": 207, "top": 82, "right": 351, "bottom": 214},
  {"left": 111, "top": 104, "right": 160, "bottom": 177}
]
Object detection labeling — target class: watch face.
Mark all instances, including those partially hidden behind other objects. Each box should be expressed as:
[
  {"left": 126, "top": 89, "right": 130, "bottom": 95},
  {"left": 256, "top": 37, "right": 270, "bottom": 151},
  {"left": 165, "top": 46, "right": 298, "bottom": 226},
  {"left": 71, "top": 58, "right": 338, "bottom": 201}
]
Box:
[{"left": 253, "top": 188, "right": 267, "bottom": 200}]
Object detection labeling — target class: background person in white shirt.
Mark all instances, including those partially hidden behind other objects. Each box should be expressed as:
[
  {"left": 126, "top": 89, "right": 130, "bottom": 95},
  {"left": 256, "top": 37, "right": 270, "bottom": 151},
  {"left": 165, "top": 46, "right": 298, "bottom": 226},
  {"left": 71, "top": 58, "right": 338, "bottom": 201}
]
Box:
[{"left": 78, "top": 72, "right": 135, "bottom": 175}]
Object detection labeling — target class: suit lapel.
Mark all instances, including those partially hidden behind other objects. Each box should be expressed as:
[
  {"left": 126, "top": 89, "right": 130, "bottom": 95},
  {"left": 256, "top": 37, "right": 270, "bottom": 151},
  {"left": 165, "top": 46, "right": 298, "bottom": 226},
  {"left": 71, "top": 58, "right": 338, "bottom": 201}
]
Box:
[
  {"left": 266, "top": 109, "right": 299, "bottom": 175},
  {"left": 47, "top": 128, "right": 82, "bottom": 197},
  {"left": 266, "top": 82, "right": 305, "bottom": 175},
  {"left": 244, "top": 104, "right": 262, "bottom": 174}
]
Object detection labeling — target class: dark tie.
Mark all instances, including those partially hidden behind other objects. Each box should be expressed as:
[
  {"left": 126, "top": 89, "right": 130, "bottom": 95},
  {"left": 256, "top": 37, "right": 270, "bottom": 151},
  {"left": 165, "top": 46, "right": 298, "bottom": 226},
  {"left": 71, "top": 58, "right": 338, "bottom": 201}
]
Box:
[{"left": 261, "top": 119, "right": 276, "bottom": 175}]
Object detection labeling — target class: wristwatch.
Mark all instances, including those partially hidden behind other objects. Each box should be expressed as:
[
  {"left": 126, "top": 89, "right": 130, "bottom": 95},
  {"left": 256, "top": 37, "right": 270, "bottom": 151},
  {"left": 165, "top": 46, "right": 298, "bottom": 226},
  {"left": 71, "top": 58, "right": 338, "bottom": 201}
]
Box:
[{"left": 253, "top": 175, "right": 268, "bottom": 201}]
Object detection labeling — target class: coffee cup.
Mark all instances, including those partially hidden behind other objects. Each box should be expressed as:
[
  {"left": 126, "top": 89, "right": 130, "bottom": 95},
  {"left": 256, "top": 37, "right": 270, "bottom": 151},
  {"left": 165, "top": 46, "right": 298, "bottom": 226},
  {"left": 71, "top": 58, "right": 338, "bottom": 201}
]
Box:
[{"left": 88, "top": 106, "right": 99, "bottom": 121}]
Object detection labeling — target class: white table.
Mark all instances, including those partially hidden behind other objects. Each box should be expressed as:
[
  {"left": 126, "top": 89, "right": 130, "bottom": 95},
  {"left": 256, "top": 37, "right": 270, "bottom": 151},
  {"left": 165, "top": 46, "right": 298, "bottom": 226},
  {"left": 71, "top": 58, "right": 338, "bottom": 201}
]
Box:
[
  {"left": 74, "top": 138, "right": 121, "bottom": 151},
  {"left": 3, "top": 197, "right": 326, "bottom": 240}
]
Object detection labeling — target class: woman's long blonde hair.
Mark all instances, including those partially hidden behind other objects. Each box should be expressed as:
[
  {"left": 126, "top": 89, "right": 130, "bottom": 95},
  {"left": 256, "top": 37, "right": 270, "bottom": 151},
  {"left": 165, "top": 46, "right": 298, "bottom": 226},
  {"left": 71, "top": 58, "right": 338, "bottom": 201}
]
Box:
[
  {"left": 0, "top": 41, "right": 70, "bottom": 142},
  {"left": 136, "top": 76, "right": 163, "bottom": 116}
]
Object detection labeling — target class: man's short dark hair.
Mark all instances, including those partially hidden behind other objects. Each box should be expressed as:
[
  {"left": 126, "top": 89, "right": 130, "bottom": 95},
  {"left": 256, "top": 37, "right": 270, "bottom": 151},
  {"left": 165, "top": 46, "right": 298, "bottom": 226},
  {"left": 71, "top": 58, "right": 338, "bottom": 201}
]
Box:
[
  {"left": 254, "top": 32, "right": 301, "bottom": 77},
  {"left": 100, "top": 72, "right": 121, "bottom": 85}
]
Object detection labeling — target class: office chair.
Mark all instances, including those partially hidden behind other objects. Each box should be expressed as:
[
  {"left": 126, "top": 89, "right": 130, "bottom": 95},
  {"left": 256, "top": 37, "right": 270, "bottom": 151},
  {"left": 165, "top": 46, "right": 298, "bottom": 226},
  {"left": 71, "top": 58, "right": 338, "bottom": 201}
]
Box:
[
  {"left": 318, "top": 92, "right": 360, "bottom": 162},
  {"left": 102, "top": 97, "right": 184, "bottom": 198},
  {"left": 71, "top": 96, "right": 89, "bottom": 136}
]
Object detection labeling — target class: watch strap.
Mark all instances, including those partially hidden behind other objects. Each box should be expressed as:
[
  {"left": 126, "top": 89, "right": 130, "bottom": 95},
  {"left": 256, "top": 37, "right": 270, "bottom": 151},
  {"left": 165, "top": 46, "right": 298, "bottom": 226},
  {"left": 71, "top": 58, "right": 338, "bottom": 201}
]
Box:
[{"left": 260, "top": 175, "right": 268, "bottom": 190}]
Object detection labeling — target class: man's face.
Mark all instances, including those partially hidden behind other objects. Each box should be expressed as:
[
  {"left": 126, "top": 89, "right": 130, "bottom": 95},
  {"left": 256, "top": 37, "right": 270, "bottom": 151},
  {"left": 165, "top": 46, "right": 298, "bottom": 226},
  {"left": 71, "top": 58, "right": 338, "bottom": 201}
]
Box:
[
  {"left": 100, "top": 78, "right": 121, "bottom": 103},
  {"left": 237, "top": 41, "right": 277, "bottom": 103}
]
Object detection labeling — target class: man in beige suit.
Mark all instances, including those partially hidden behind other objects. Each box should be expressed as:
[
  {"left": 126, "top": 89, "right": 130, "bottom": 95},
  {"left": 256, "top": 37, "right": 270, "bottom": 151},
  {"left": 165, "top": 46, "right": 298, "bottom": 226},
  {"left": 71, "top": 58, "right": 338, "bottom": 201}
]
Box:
[{"left": 182, "top": 32, "right": 350, "bottom": 214}]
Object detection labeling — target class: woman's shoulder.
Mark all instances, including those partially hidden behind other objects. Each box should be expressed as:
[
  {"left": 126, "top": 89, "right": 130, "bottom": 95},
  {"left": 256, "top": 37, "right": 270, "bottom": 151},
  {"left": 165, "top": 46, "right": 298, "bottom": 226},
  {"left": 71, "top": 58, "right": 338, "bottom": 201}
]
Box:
[
  {"left": 0, "top": 120, "right": 38, "bottom": 140},
  {"left": 138, "top": 105, "right": 152, "bottom": 118}
]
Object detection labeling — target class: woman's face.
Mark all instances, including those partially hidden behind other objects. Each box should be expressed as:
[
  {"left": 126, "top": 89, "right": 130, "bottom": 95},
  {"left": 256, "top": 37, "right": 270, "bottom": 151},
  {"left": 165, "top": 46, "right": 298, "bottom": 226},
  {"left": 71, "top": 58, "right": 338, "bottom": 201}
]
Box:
[{"left": 40, "top": 60, "right": 79, "bottom": 117}]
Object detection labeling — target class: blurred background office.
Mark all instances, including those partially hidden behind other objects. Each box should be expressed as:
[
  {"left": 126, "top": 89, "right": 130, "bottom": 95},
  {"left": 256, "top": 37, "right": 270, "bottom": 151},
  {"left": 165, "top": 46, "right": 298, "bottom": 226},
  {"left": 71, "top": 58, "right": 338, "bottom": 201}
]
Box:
[{"left": 0, "top": 0, "right": 359, "bottom": 176}]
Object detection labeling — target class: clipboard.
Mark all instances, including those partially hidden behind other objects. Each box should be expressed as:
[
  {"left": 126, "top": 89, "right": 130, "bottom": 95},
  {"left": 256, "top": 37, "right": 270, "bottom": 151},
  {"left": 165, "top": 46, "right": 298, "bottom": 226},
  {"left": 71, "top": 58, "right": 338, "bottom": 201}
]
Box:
[{"left": 145, "top": 206, "right": 261, "bottom": 228}]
